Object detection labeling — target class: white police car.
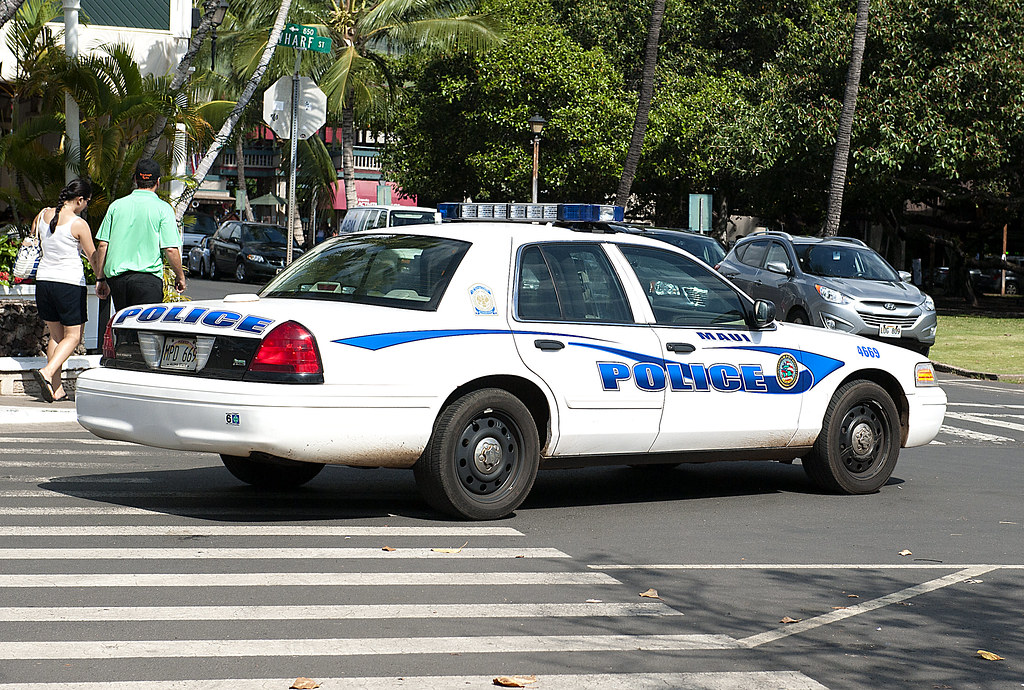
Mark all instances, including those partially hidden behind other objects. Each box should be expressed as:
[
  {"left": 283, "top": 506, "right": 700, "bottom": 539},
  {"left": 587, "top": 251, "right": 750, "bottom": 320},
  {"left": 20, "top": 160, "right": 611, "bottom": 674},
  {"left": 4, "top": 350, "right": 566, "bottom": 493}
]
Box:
[{"left": 76, "top": 204, "right": 946, "bottom": 520}]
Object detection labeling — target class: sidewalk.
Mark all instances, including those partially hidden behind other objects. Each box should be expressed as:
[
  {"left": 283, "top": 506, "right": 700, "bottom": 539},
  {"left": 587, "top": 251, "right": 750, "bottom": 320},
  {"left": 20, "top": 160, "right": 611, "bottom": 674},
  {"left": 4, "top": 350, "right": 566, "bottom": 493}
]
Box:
[
  {"left": 0, "top": 393, "right": 77, "bottom": 424},
  {"left": 0, "top": 355, "right": 92, "bottom": 424}
]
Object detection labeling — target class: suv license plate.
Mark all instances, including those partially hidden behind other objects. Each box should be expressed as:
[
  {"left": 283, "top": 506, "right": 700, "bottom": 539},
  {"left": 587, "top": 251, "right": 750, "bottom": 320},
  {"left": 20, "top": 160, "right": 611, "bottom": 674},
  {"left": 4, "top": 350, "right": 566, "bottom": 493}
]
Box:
[
  {"left": 160, "top": 338, "right": 198, "bottom": 371},
  {"left": 878, "top": 324, "right": 902, "bottom": 338}
]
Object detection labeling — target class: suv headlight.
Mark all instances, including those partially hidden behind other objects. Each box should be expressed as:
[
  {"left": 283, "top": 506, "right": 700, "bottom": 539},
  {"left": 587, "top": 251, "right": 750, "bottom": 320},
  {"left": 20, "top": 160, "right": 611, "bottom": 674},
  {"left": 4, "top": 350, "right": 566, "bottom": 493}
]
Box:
[
  {"left": 922, "top": 294, "right": 934, "bottom": 311},
  {"left": 245, "top": 254, "right": 266, "bottom": 263},
  {"left": 815, "top": 284, "right": 849, "bottom": 304}
]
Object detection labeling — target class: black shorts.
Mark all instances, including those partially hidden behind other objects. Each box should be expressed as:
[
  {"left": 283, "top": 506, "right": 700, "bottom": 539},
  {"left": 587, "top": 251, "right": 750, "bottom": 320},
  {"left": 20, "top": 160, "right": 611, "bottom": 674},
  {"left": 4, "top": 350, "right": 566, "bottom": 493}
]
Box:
[
  {"left": 35, "top": 281, "right": 88, "bottom": 326},
  {"left": 107, "top": 271, "right": 164, "bottom": 311}
]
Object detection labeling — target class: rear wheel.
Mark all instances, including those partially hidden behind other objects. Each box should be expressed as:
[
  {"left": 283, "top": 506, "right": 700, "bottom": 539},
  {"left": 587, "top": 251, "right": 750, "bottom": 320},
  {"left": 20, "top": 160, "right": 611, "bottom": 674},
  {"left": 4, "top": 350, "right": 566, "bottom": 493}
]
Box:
[
  {"left": 209, "top": 257, "right": 220, "bottom": 280},
  {"left": 221, "top": 454, "right": 323, "bottom": 488},
  {"left": 414, "top": 389, "right": 539, "bottom": 520},
  {"left": 803, "top": 381, "right": 900, "bottom": 494}
]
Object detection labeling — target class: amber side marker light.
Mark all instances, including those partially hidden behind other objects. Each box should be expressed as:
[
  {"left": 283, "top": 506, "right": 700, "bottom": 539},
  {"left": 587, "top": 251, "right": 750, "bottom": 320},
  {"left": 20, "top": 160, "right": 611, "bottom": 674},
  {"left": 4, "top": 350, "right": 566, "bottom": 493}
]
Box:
[{"left": 915, "top": 362, "right": 936, "bottom": 386}]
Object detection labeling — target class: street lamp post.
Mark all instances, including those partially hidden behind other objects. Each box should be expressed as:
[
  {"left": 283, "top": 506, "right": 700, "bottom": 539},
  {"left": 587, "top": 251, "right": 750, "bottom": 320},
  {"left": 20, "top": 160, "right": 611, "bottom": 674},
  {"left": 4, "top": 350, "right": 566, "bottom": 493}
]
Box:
[
  {"left": 529, "top": 114, "right": 546, "bottom": 204},
  {"left": 209, "top": 0, "right": 230, "bottom": 70}
]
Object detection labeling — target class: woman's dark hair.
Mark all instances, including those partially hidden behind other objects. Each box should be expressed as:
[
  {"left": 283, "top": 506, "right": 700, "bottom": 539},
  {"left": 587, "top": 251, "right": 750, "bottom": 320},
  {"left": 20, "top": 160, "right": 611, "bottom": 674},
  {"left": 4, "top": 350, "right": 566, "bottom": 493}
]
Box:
[{"left": 48, "top": 178, "right": 92, "bottom": 234}]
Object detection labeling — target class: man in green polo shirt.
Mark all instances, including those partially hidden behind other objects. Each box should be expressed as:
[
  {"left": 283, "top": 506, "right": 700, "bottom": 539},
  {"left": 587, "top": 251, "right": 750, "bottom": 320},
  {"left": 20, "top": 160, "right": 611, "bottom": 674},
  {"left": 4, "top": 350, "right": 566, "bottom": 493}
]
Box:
[{"left": 94, "top": 158, "right": 187, "bottom": 310}]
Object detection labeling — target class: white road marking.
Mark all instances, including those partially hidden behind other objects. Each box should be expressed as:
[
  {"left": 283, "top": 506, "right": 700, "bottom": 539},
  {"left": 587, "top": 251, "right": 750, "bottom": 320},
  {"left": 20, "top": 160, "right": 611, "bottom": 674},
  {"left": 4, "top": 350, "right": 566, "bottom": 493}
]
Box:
[
  {"left": 0, "top": 461, "right": 140, "bottom": 468},
  {"left": 937, "top": 425, "right": 1013, "bottom": 443},
  {"left": 0, "top": 547, "right": 567, "bottom": 559},
  {"left": 736, "top": 566, "right": 998, "bottom": 648},
  {"left": 0, "top": 506, "right": 409, "bottom": 516},
  {"left": 0, "top": 672, "right": 829, "bottom": 690},
  {"left": 0, "top": 490, "right": 351, "bottom": 498},
  {"left": 946, "top": 402, "right": 1024, "bottom": 409},
  {"left": 0, "top": 602, "right": 680, "bottom": 621},
  {"left": 590, "top": 563, "right": 1023, "bottom": 570},
  {"left": 946, "top": 410, "right": 1024, "bottom": 433},
  {"left": 1, "top": 437, "right": 135, "bottom": 445},
  {"left": 0, "top": 449, "right": 184, "bottom": 457},
  {"left": 0, "top": 476, "right": 153, "bottom": 484},
  {"left": 0, "top": 634, "right": 740, "bottom": 659},
  {"left": 0, "top": 525, "right": 523, "bottom": 537},
  {"left": 0, "top": 408, "right": 77, "bottom": 425},
  {"left": 0, "top": 571, "right": 619, "bottom": 588}
]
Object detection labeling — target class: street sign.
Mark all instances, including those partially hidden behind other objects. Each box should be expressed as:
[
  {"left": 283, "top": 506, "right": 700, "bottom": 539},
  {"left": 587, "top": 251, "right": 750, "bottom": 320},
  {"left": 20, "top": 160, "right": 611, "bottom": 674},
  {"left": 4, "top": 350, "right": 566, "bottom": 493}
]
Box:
[
  {"left": 279, "top": 23, "right": 332, "bottom": 53},
  {"left": 262, "top": 76, "right": 327, "bottom": 140}
]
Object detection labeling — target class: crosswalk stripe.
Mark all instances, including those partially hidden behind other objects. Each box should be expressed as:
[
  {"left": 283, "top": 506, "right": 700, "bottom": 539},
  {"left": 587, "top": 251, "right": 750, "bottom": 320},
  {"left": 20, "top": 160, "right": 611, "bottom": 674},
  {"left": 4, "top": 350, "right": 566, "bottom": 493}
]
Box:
[
  {"left": 0, "top": 461, "right": 139, "bottom": 469},
  {"left": 0, "top": 602, "right": 680, "bottom": 621},
  {"left": 0, "top": 525, "right": 523, "bottom": 537},
  {"left": 0, "top": 634, "right": 741, "bottom": 659},
  {"left": 0, "top": 507, "right": 411, "bottom": 516},
  {"left": 0, "top": 571, "right": 619, "bottom": 588},
  {"left": 0, "top": 490, "right": 371, "bottom": 499},
  {"left": 0, "top": 476, "right": 153, "bottom": 484},
  {"left": 0, "top": 672, "right": 830, "bottom": 690},
  {"left": 938, "top": 425, "right": 1013, "bottom": 443},
  {"left": 946, "top": 401, "right": 1024, "bottom": 409},
  {"left": 1, "top": 438, "right": 134, "bottom": 445},
  {"left": 0, "top": 672, "right": 829, "bottom": 690},
  {"left": 0, "top": 547, "right": 567, "bottom": 559},
  {"left": 0, "top": 449, "right": 185, "bottom": 457},
  {"left": 945, "top": 410, "right": 1024, "bottom": 433}
]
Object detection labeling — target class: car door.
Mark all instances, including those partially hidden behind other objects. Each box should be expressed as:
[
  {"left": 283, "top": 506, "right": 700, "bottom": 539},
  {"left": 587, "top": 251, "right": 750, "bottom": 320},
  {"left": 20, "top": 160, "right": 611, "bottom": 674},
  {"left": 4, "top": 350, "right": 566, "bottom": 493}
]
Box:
[
  {"left": 210, "top": 222, "right": 236, "bottom": 273},
  {"left": 756, "top": 240, "right": 797, "bottom": 314},
  {"left": 511, "top": 242, "right": 665, "bottom": 456},
  {"left": 720, "top": 239, "right": 771, "bottom": 298},
  {"left": 614, "top": 244, "right": 805, "bottom": 451}
]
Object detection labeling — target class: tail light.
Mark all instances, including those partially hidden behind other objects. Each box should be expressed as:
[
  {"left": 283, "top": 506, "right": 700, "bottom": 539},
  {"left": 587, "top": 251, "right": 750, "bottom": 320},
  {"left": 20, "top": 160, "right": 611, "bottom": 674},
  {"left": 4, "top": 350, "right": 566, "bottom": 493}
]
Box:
[
  {"left": 101, "top": 318, "right": 115, "bottom": 359},
  {"left": 248, "top": 321, "right": 322, "bottom": 375}
]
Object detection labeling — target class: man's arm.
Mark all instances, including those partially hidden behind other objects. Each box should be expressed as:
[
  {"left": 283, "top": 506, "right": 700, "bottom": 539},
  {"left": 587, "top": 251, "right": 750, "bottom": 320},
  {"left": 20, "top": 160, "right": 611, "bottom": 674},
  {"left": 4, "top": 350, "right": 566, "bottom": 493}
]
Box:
[
  {"left": 163, "top": 246, "right": 186, "bottom": 293},
  {"left": 93, "top": 240, "right": 110, "bottom": 299}
]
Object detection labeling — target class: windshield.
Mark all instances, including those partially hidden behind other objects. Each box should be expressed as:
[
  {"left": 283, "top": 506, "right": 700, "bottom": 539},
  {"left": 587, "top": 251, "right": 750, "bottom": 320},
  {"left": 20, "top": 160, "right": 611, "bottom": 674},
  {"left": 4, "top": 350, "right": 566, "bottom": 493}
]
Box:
[
  {"left": 658, "top": 234, "right": 726, "bottom": 266},
  {"left": 390, "top": 210, "right": 437, "bottom": 227},
  {"left": 184, "top": 214, "right": 218, "bottom": 236},
  {"left": 261, "top": 234, "right": 470, "bottom": 310},
  {"left": 795, "top": 244, "right": 900, "bottom": 281},
  {"left": 243, "top": 225, "right": 287, "bottom": 244}
]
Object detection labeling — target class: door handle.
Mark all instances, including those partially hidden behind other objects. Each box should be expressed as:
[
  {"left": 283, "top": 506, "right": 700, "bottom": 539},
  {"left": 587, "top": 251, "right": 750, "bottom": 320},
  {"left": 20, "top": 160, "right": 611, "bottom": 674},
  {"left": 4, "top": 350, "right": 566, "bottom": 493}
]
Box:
[
  {"left": 534, "top": 339, "right": 565, "bottom": 351},
  {"left": 666, "top": 342, "right": 695, "bottom": 353}
]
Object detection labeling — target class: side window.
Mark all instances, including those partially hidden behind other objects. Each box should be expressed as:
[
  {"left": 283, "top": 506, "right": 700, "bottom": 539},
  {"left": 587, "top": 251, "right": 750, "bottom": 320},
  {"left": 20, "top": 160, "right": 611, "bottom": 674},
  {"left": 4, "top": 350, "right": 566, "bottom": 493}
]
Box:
[
  {"left": 516, "top": 244, "right": 632, "bottom": 323},
  {"left": 370, "top": 210, "right": 388, "bottom": 229},
  {"left": 356, "top": 210, "right": 375, "bottom": 233},
  {"left": 738, "top": 240, "right": 770, "bottom": 268},
  {"left": 215, "top": 223, "right": 234, "bottom": 240},
  {"left": 620, "top": 245, "right": 749, "bottom": 328},
  {"left": 765, "top": 241, "right": 792, "bottom": 270},
  {"left": 229, "top": 225, "right": 242, "bottom": 242}
]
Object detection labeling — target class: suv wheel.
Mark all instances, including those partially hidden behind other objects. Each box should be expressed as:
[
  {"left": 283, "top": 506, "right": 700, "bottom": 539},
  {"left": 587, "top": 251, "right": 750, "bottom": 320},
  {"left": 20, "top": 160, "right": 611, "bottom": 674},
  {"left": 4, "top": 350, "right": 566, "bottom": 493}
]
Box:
[{"left": 787, "top": 308, "right": 810, "bottom": 325}]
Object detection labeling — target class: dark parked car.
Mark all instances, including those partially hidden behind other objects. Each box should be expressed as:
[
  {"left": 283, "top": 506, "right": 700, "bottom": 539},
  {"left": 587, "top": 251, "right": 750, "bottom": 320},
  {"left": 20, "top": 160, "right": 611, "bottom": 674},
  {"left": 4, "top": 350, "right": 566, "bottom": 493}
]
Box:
[
  {"left": 610, "top": 225, "right": 727, "bottom": 267},
  {"left": 208, "top": 221, "right": 302, "bottom": 283},
  {"left": 182, "top": 213, "right": 218, "bottom": 252}
]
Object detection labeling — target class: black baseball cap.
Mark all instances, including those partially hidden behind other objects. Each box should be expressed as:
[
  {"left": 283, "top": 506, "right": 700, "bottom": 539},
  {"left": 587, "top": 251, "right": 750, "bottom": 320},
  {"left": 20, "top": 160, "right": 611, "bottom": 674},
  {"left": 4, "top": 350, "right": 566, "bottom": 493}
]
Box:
[{"left": 134, "top": 158, "right": 161, "bottom": 185}]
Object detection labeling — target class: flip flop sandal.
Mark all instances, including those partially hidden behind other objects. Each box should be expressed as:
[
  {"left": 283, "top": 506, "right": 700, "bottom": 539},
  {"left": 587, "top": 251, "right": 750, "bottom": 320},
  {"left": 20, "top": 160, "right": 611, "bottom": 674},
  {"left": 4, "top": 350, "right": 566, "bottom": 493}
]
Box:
[{"left": 31, "top": 369, "right": 55, "bottom": 403}]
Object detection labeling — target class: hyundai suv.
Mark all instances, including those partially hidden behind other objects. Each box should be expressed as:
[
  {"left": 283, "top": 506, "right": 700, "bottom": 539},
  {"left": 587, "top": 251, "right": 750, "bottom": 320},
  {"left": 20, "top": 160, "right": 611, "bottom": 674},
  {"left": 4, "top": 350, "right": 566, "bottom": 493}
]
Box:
[{"left": 717, "top": 232, "right": 936, "bottom": 355}]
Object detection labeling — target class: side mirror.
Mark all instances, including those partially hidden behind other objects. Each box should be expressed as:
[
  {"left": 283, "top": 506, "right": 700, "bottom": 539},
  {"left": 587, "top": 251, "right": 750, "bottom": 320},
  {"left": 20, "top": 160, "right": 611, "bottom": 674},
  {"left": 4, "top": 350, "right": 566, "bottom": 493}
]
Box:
[
  {"left": 753, "top": 299, "right": 776, "bottom": 328},
  {"left": 898, "top": 270, "right": 913, "bottom": 282},
  {"left": 765, "top": 261, "right": 791, "bottom": 276}
]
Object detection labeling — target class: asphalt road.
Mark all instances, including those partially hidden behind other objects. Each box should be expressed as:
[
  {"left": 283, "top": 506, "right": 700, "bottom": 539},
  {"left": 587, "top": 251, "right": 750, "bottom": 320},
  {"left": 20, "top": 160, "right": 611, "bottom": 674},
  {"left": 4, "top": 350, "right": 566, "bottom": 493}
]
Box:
[{"left": 0, "top": 375, "right": 1021, "bottom": 689}]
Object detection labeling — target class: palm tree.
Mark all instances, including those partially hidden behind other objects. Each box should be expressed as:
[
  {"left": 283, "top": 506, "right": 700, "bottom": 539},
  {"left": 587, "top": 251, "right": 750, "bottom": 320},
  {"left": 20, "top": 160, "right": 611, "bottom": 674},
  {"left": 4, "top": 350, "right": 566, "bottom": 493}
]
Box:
[
  {"left": 173, "top": 0, "right": 294, "bottom": 222},
  {"left": 823, "top": 0, "right": 870, "bottom": 236},
  {"left": 316, "top": 0, "right": 501, "bottom": 209},
  {"left": 615, "top": 0, "right": 665, "bottom": 210}
]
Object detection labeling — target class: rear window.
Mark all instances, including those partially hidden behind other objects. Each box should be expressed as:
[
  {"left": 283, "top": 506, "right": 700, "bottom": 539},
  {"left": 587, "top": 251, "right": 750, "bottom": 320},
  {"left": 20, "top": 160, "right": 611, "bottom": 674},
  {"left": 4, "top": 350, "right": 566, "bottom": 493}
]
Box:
[
  {"left": 261, "top": 234, "right": 470, "bottom": 310},
  {"left": 390, "top": 210, "right": 437, "bottom": 227}
]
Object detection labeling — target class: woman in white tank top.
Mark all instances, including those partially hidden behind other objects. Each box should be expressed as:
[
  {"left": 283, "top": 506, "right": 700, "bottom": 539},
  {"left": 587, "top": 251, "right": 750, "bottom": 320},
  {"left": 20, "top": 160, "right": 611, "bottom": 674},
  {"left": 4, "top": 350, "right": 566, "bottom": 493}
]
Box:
[{"left": 29, "top": 179, "right": 102, "bottom": 403}]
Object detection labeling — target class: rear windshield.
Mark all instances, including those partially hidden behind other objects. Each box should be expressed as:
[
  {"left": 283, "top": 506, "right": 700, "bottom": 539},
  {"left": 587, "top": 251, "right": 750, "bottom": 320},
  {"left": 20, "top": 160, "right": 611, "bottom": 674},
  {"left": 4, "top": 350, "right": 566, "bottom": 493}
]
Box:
[
  {"left": 261, "top": 234, "right": 470, "bottom": 310},
  {"left": 795, "top": 244, "right": 900, "bottom": 281},
  {"left": 390, "top": 210, "right": 437, "bottom": 227}
]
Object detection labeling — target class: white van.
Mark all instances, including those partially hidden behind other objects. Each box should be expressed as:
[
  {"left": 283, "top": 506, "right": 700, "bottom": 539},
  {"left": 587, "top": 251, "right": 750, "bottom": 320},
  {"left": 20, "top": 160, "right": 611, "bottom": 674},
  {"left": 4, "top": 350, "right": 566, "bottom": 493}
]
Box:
[{"left": 339, "top": 205, "right": 441, "bottom": 233}]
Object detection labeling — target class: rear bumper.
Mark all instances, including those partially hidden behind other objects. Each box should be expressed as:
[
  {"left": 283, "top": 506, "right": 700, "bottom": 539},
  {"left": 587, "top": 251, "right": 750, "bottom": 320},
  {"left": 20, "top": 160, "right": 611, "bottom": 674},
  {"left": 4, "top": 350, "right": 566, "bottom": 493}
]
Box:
[{"left": 75, "top": 368, "right": 436, "bottom": 468}]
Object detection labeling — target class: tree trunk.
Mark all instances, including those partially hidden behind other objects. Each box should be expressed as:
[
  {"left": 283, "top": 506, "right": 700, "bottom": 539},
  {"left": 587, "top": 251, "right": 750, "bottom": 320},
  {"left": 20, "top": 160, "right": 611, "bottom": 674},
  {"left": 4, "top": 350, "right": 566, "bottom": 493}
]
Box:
[
  {"left": 141, "top": 0, "right": 222, "bottom": 160},
  {"left": 342, "top": 101, "right": 357, "bottom": 210},
  {"left": 235, "top": 136, "right": 254, "bottom": 221},
  {"left": 823, "top": 0, "right": 870, "bottom": 236},
  {"left": 615, "top": 0, "right": 665, "bottom": 210},
  {"left": 0, "top": 0, "right": 26, "bottom": 28},
  {"left": 174, "top": 0, "right": 293, "bottom": 223}
]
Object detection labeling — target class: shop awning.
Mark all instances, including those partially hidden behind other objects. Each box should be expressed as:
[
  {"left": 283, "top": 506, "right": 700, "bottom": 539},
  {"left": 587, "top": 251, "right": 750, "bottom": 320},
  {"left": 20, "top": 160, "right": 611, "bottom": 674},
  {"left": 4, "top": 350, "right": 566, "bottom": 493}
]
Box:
[
  {"left": 249, "top": 193, "right": 286, "bottom": 206},
  {"left": 331, "top": 180, "right": 418, "bottom": 210}
]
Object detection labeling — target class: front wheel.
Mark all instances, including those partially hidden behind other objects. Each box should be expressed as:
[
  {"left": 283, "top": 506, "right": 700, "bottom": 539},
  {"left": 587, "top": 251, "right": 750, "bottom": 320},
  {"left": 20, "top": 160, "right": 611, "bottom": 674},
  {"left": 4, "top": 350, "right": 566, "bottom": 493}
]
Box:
[
  {"left": 414, "top": 389, "right": 540, "bottom": 520},
  {"left": 787, "top": 308, "right": 810, "bottom": 325},
  {"left": 235, "top": 261, "right": 247, "bottom": 283},
  {"left": 209, "top": 257, "right": 220, "bottom": 280},
  {"left": 221, "top": 454, "right": 323, "bottom": 488},
  {"left": 803, "top": 381, "right": 900, "bottom": 494}
]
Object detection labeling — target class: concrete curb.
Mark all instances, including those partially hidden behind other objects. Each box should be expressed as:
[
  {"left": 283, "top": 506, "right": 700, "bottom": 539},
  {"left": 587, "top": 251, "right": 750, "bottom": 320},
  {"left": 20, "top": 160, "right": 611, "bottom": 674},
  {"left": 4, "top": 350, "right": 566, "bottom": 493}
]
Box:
[
  {"left": 0, "top": 355, "right": 101, "bottom": 397},
  {"left": 932, "top": 361, "right": 1024, "bottom": 384}
]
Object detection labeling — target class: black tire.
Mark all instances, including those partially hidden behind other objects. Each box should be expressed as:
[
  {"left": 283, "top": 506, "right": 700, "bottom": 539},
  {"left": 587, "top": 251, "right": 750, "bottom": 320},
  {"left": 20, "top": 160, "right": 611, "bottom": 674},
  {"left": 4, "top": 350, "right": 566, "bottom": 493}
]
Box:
[
  {"left": 802, "top": 381, "right": 900, "bottom": 494},
  {"left": 414, "top": 389, "right": 540, "bottom": 520},
  {"left": 209, "top": 257, "right": 220, "bottom": 280},
  {"left": 235, "top": 261, "right": 247, "bottom": 283},
  {"left": 196, "top": 258, "right": 207, "bottom": 279},
  {"left": 787, "top": 308, "right": 810, "bottom": 325},
  {"left": 221, "top": 454, "right": 323, "bottom": 488}
]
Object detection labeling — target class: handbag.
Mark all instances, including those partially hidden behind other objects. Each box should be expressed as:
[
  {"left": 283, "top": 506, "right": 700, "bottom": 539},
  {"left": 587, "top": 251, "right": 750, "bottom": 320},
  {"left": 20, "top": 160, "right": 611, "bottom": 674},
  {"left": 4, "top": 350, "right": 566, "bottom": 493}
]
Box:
[{"left": 12, "top": 234, "right": 41, "bottom": 279}]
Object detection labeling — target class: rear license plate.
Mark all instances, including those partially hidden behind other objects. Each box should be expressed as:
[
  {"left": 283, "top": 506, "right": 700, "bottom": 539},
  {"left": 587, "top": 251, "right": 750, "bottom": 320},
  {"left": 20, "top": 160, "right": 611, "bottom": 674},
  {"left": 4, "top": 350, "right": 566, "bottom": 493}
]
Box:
[
  {"left": 878, "top": 324, "right": 902, "bottom": 338},
  {"left": 160, "top": 337, "right": 198, "bottom": 371}
]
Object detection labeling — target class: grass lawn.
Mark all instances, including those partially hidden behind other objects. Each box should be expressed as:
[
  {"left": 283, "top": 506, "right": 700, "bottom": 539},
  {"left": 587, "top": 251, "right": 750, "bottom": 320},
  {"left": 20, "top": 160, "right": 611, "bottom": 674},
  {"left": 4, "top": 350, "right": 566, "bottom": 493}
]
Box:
[{"left": 931, "top": 314, "right": 1024, "bottom": 377}]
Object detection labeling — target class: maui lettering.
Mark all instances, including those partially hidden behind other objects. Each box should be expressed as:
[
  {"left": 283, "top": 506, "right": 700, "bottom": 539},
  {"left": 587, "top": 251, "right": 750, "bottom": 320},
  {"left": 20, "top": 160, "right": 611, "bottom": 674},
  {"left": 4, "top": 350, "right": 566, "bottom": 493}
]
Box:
[{"left": 113, "top": 306, "right": 274, "bottom": 335}]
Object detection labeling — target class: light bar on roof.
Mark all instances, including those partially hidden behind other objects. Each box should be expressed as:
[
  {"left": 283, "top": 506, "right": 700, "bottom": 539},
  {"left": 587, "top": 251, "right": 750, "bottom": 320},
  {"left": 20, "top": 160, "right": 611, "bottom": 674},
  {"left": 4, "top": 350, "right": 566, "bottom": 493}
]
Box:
[{"left": 438, "top": 203, "right": 624, "bottom": 223}]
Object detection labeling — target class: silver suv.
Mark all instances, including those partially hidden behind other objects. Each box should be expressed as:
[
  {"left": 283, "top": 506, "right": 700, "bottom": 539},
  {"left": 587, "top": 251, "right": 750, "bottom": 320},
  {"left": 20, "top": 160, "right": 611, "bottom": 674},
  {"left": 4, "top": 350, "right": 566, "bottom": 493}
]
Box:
[{"left": 717, "top": 231, "right": 936, "bottom": 355}]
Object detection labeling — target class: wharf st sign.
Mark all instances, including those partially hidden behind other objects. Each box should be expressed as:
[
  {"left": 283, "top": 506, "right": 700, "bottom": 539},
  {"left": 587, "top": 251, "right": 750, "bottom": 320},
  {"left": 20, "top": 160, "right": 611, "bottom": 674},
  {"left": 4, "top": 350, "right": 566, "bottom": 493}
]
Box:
[{"left": 279, "top": 23, "right": 332, "bottom": 53}]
